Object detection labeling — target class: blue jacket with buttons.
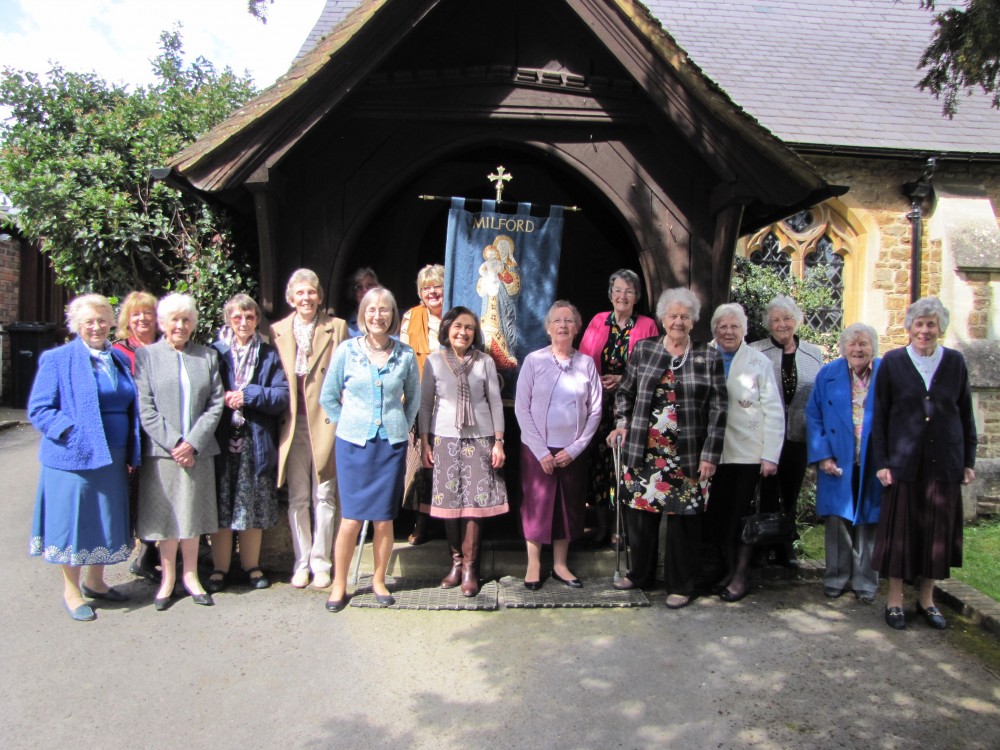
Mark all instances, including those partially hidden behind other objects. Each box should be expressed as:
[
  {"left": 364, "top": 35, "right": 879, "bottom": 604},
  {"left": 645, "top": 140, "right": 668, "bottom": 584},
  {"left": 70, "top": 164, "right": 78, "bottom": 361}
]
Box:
[{"left": 319, "top": 337, "right": 420, "bottom": 447}]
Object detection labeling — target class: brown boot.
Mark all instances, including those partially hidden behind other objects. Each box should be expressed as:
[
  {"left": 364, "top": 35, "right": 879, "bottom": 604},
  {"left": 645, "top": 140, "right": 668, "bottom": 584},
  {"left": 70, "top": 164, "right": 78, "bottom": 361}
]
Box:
[
  {"left": 407, "top": 512, "right": 431, "bottom": 545},
  {"left": 460, "top": 519, "right": 481, "bottom": 597},
  {"left": 441, "top": 554, "right": 463, "bottom": 589},
  {"left": 441, "top": 519, "right": 463, "bottom": 589}
]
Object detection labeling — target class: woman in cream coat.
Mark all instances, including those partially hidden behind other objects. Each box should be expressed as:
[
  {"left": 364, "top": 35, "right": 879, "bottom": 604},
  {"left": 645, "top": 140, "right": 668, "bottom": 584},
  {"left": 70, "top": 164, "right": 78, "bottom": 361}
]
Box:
[
  {"left": 705, "top": 303, "right": 785, "bottom": 602},
  {"left": 271, "top": 269, "right": 349, "bottom": 589}
]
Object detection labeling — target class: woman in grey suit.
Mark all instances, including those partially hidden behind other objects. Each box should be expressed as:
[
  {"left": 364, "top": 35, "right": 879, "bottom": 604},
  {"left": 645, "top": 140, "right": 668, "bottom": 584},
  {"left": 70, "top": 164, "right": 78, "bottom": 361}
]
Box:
[
  {"left": 749, "top": 295, "right": 824, "bottom": 566},
  {"left": 135, "top": 294, "right": 225, "bottom": 610}
]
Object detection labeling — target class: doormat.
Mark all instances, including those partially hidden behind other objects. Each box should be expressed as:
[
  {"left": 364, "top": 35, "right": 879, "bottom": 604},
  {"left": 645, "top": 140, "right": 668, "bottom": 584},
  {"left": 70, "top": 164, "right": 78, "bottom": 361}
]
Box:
[
  {"left": 498, "top": 575, "right": 650, "bottom": 608},
  {"left": 350, "top": 576, "right": 499, "bottom": 611}
]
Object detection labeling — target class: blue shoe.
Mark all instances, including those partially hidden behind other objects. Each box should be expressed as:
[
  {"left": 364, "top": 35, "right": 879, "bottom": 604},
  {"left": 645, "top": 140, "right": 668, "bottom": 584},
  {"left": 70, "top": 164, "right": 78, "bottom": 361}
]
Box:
[{"left": 65, "top": 602, "right": 96, "bottom": 621}]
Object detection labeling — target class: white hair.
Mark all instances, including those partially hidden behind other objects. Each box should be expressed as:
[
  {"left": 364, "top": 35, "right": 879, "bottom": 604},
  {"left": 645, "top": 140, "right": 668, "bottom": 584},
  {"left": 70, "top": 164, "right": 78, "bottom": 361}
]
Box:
[
  {"left": 711, "top": 303, "right": 748, "bottom": 337},
  {"left": 838, "top": 322, "right": 879, "bottom": 358},
  {"left": 66, "top": 294, "right": 114, "bottom": 333},
  {"left": 763, "top": 294, "right": 804, "bottom": 329},
  {"left": 904, "top": 296, "right": 949, "bottom": 332},
  {"left": 655, "top": 287, "right": 701, "bottom": 322},
  {"left": 157, "top": 293, "right": 198, "bottom": 325}
]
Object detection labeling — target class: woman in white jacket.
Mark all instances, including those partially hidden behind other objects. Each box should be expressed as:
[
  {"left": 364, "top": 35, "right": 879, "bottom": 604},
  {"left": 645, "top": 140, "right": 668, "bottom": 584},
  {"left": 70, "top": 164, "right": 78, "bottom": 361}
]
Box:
[{"left": 704, "top": 303, "right": 785, "bottom": 602}]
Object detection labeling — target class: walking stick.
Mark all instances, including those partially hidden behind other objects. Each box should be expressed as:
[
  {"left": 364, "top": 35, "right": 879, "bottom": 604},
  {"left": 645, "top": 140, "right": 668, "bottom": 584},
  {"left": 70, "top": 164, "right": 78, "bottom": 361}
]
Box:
[
  {"left": 348, "top": 519, "right": 370, "bottom": 587},
  {"left": 611, "top": 434, "right": 628, "bottom": 582}
]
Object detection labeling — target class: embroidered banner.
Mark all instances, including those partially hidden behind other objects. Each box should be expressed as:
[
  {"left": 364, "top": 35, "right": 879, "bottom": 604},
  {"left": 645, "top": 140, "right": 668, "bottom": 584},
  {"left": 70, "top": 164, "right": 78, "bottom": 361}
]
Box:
[{"left": 444, "top": 198, "right": 565, "bottom": 398}]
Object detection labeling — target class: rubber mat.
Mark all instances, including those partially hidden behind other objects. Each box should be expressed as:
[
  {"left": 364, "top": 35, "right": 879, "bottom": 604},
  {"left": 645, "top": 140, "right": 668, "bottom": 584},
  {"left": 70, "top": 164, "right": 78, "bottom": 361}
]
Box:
[{"left": 349, "top": 576, "right": 499, "bottom": 610}]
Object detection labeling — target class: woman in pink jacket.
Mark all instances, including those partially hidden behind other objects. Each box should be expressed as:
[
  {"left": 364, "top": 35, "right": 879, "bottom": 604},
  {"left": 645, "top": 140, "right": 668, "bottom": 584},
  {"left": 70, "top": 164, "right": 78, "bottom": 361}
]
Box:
[{"left": 578, "top": 270, "right": 659, "bottom": 544}]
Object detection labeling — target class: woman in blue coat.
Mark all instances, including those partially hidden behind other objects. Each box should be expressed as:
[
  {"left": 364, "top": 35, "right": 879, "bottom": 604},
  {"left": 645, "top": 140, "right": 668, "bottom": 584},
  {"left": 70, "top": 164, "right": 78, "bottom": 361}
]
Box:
[
  {"left": 805, "top": 323, "right": 882, "bottom": 603},
  {"left": 207, "top": 294, "right": 290, "bottom": 592},
  {"left": 28, "top": 294, "right": 141, "bottom": 621}
]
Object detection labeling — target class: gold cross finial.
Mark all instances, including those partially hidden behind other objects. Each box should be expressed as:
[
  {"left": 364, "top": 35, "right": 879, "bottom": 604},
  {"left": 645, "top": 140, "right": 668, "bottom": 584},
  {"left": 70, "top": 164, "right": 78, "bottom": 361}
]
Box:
[{"left": 488, "top": 165, "right": 512, "bottom": 203}]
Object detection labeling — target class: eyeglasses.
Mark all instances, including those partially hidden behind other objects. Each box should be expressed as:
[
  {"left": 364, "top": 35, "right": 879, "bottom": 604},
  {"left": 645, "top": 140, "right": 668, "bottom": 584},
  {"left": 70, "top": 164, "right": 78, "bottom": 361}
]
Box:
[
  {"left": 550, "top": 318, "right": 577, "bottom": 326},
  {"left": 611, "top": 287, "right": 637, "bottom": 297},
  {"left": 230, "top": 313, "right": 257, "bottom": 323},
  {"left": 421, "top": 285, "right": 444, "bottom": 293}
]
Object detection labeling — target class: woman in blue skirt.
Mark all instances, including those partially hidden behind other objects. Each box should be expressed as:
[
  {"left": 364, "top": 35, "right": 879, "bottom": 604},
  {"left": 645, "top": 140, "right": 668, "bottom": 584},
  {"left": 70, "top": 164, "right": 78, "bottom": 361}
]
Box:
[
  {"left": 28, "top": 294, "right": 141, "bottom": 621},
  {"left": 320, "top": 287, "right": 420, "bottom": 612}
]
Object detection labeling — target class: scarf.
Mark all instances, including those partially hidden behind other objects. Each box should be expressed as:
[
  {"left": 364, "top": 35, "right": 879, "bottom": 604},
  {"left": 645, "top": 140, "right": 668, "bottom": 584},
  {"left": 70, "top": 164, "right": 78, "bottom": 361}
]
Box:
[
  {"left": 88, "top": 342, "right": 117, "bottom": 389},
  {"left": 445, "top": 347, "right": 477, "bottom": 430},
  {"left": 219, "top": 326, "right": 261, "bottom": 427},
  {"left": 292, "top": 314, "right": 317, "bottom": 376}
]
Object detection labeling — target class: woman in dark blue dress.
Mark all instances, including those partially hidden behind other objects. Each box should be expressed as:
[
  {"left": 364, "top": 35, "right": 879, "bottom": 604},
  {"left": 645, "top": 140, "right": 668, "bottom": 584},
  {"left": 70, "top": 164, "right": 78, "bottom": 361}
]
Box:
[{"left": 28, "top": 294, "right": 141, "bottom": 622}]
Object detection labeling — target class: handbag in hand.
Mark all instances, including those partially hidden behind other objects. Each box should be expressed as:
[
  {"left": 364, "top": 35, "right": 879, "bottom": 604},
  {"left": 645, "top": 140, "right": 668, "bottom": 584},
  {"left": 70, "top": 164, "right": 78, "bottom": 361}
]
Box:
[{"left": 740, "top": 480, "right": 798, "bottom": 546}]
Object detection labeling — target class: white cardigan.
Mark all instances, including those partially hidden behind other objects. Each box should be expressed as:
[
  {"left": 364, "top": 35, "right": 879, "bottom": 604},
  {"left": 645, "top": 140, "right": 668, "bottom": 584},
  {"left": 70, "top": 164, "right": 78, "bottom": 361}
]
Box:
[{"left": 715, "top": 342, "right": 785, "bottom": 465}]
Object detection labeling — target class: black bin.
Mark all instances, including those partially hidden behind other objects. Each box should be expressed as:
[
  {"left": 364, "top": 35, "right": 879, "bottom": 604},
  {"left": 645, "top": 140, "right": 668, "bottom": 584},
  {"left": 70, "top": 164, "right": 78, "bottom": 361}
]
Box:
[{"left": 8, "top": 323, "right": 58, "bottom": 408}]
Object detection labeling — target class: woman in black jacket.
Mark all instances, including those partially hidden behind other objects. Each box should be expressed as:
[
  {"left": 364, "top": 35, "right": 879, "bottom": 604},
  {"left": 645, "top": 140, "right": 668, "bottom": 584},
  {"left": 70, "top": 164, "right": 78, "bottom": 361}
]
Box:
[{"left": 872, "top": 297, "right": 976, "bottom": 630}]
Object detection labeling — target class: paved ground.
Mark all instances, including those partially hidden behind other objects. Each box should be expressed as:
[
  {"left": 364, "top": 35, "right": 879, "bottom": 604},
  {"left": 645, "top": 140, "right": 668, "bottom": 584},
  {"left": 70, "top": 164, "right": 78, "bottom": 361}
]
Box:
[{"left": 3, "top": 422, "right": 1000, "bottom": 749}]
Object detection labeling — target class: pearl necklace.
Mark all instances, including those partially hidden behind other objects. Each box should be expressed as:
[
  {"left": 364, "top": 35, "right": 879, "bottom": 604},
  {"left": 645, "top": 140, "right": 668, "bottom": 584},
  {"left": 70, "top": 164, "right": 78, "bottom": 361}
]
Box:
[{"left": 667, "top": 339, "right": 691, "bottom": 371}]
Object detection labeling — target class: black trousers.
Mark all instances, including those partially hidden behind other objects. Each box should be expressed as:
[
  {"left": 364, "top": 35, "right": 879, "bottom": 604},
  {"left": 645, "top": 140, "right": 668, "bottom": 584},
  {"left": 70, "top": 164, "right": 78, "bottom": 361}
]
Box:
[{"left": 626, "top": 507, "right": 703, "bottom": 596}]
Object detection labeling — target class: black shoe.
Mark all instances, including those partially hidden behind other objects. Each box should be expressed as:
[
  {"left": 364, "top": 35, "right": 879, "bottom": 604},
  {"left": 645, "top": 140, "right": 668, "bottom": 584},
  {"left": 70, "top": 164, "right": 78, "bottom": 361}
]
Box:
[
  {"left": 916, "top": 602, "right": 947, "bottom": 630},
  {"left": 325, "top": 597, "right": 348, "bottom": 613},
  {"left": 523, "top": 579, "right": 543, "bottom": 591},
  {"left": 551, "top": 571, "right": 583, "bottom": 588},
  {"left": 129, "top": 558, "right": 161, "bottom": 582},
  {"left": 374, "top": 592, "right": 395, "bottom": 607},
  {"left": 824, "top": 586, "right": 845, "bottom": 599},
  {"left": 153, "top": 596, "right": 173, "bottom": 612},
  {"left": 80, "top": 584, "right": 128, "bottom": 602},
  {"left": 884, "top": 606, "right": 906, "bottom": 630},
  {"left": 205, "top": 570, "right": 228, "bottom": 594},
  {"left": 719, "top": 586, "right": 748, "bottom": 603},
  {"left": 243, "top": 567, "right": 270, "bottom": 590},
  {"left": 855, "top": 592, "right": 875, "bottom": 604},
  {"left": 191, "top": 593, "right": 214, "bottom": 606}
]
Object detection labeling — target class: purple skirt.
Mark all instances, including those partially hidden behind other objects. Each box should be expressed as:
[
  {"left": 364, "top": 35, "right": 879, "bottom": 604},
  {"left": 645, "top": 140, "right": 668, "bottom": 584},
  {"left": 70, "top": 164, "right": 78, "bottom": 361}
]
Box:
[
  {"left": 871, "top": 460, "right": 963, "bottom": 580},
  {"left": 519, "top": 445, "right": 588, "bottom": 544}
]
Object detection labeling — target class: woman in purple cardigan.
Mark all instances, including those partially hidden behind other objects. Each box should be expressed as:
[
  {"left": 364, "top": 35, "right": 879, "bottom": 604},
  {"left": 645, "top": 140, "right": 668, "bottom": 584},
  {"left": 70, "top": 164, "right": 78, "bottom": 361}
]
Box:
[
  {"left": 873, "top": 297, "right": 976, "bottom": 631},
  {"left": 515, "top": 300, "right": 603, "bottom": 590},
  {"left": 578, "top": 269, "right": 660, "bottom": 544}
]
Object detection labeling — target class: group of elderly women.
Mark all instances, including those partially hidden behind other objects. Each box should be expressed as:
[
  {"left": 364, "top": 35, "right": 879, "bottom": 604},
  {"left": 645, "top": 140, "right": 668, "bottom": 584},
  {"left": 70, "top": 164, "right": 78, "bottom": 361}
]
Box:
[{"left": 28, "top": 259, "right": 975, "bottom": 631}]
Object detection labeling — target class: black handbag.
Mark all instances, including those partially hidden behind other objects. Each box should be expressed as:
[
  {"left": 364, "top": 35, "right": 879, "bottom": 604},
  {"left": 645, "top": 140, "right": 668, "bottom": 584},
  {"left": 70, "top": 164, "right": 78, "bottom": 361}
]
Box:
[{"left": 740, "top": 480, "right": 798, "bottom": 546}]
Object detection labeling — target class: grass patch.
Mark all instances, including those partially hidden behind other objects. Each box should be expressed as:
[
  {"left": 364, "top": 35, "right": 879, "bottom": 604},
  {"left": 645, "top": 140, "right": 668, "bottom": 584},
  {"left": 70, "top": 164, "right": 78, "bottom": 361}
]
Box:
[
  {"left": 952, "top": 518, "right": 1000, "bottom": 602},
  {"left": 796, "top": 517, "right": 1000, "bottom": 603}
]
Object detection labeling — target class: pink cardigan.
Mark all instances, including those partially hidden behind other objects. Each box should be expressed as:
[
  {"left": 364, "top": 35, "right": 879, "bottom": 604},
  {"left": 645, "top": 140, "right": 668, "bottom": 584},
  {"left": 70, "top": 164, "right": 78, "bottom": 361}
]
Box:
[{"left": 578, "top": 312, "right": 660, "bottom": 375}]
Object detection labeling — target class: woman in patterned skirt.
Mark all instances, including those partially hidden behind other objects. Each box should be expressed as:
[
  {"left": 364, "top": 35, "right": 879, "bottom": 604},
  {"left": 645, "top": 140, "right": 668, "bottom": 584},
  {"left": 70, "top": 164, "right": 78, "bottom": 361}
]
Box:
[
  {"left": 607, "top": 288, "right": 727, "bottom": 609},
  {"left": 29, "top": 294, "right": 141, "bottom": 621},
  {"left": 207, "top": 294, "right": 289, "bottom": 593},
  {"left": 419, "top": 307, "right": 508, "bottom": 597}
]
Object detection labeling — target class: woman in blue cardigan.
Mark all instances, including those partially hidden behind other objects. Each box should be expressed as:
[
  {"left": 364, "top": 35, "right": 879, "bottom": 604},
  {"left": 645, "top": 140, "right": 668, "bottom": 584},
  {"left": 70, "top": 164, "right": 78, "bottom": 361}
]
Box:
[
  {"left": 207, "top": 294, "right": 290, "bottom": 593},
  {"left": 28, "top": 294, "right": 141, "bottom": 622},
  {"left": 806, "top": 323, "right": 882, "bottom": 603},
  {"left": 320, "top": 287, "right": 420, "bottom": 612}
]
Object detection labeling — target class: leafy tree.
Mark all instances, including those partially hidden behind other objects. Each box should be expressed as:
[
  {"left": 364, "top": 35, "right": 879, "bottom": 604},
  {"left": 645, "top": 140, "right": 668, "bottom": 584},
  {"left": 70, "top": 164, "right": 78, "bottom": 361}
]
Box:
[
  {"left": 247, "top": 0, "right": 274, "bottom": 22},
  {"left": 729, "top": 255, "right": 840, "bottom": 355},
  {"left": 917, "top": 0, "right": 1000, "bottom": 117},
  {"left": 0, "top": 30, "right": 258, "bottom": 339}
]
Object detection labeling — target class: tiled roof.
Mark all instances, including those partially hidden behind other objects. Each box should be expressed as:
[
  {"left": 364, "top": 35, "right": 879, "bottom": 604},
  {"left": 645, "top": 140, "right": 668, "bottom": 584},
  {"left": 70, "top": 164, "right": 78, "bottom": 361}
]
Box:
[
  {"left": 300, "top": 0, "right": 1000, "bottom": 155},
  {"left": 643, "top": 0, "right": 1000, "bottom": 153}
]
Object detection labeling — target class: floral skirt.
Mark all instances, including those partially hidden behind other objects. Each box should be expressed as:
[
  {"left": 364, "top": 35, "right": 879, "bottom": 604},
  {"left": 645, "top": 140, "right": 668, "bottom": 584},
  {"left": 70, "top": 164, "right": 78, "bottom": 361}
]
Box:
[
  {"left": 216, "top": 440, "right": 278, "bottom": 531},
  {"left": 421, "top": 436, "right": 509, "bottom": 519}
]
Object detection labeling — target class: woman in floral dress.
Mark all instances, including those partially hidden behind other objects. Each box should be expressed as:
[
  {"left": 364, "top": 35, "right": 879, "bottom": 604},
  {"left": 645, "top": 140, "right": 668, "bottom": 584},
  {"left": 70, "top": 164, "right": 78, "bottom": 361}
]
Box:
[{"left": 607, "top": 288, "right": 727, "bottom": 608}]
